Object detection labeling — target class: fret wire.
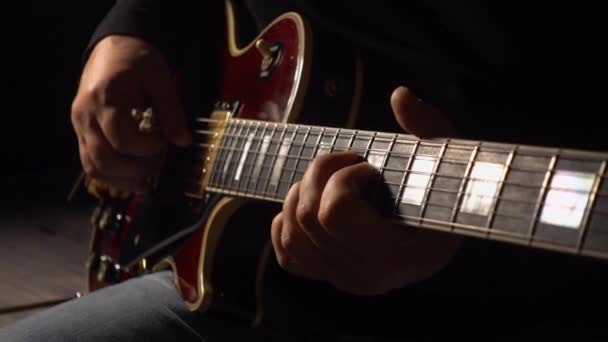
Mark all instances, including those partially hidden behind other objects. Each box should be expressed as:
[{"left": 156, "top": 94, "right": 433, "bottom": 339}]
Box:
[
  {"left": 369, "top": 134, "right": 397, "bottom": 178},
  {"left": 328, "top": 128, "right": 340, "bottom": 153},
  {"left": 370, "top": 134, "right": 396, "bottom": 215},
  {"left": 363, "top": 132, "right": 376, "bottom": 160},
  {"left": 244, "top": 121, "right": 268, "bottom": 193},
  {"left": 197, "top": 138, "right": 604, "bottom": 176},
  {"left": 485, "top": 147, "right": 516, "bottom": 235},
  {"left": 237, "top": 121, "right": 259, "bottom": 193},
  {"left": 251, "top": 122, "right": 275, "bottom": 194},
  {"left": 248, "top": 122, "right": 273, "bottom": 194},
  {"left": 203, "top": 129, "right": 442, "bottom": 150},
  {"left": 223, "top": 120, "right": 247, "bottom": 191},
  {"left": 204, "top": 128, "right": 557, "bottom": 158},
  {"left": 215, "top": 166, "right": 608, "bottom": 223},
  {"left": 214, "top": 119, "right": 234, "bottom": 188},
  {"left": 218, "top": 120, "right": 242, "bottom": 188},
  {"left": 209, "top": 120, "right": 237, "bottom": 187},
  {"left": 345, "top": 129, "right": 358, "bottom": 152},
  {"left": 258, "top": 123, "right": 279, "bottom": 193},
  {"left": 272, "top": 127, "right": 298, "bottom": 200},
  {"left": 233, "top": 121, "right": 259, "bottom": 193},
  {"left": 287, "top": 125, "right": 312, "bottom": 195},
  {"left": 448, "top": 144, "right": 480, "bottom": 229},
  {"left": 314, "top": 127, "right": 327, "bottom": 158},
  {"left": 418, "top": 141, "right": 448, "bottom": 225},
  {"left": 260, "top": 123, "right": 287, "bottom": 196},
  {"left": 292, "top": 126, "right": 326, "bottom": 193},
  {"left": 526, "top": 154, "right": 558, "bottom": 244},
  {"left": 206, "top": 146, "right": 602, "bottom": 199},
  {"left": 393, "top": 140, "right": 421, "bottom": 217},
  {"left": 577, "top": 159, "right": 607, "bottom": 252},
  {"left": 224, "top": 120, "right": 247, "bottom": 191},
  {"left": 364, "top": 132, "right": 382, "bottom": 209},
  {"left": 204, "top": 161, "right": 608, "bottom": 211},
  {"left": 204, "top": 134, "right": 436, "bottom": 156},
  {"left": 196, "top": 119, "right": 608, "bottom": 163}
]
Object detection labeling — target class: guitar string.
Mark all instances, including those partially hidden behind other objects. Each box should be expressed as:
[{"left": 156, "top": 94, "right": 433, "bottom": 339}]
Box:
[
  {"left": 192, "top": 128, "right": 608, "bottom": 167},
  {"left": 199, "top": 127, "right": 607, "bottom": 227},
  {"left": 193, "top": 117, "right": 608, "bottom": 164},
  {"left": 186, "top": 122, "right": 608, "bottom": 230},
  {"left": 195, "top": 126, "right": 516, "bottom": 157},
  {"left": 112, "top": 128, "right": 605, "bottom": 272},
  {"left": 206, "top": 184, "right": 602, "bottom": 245},
  {"left": 196, "top": 142, "right": 605, "bottom": 198},
  {"left": 118, "top": 186, "right": 600, "bottom": 273},
  {"left": 126, "top": 117, "right": 605, "bottom": 234},
  {"left": 195, "top": 116, "right": 606, "bottom": 198},
  {"left": 98, "top": 120, "right": 605, "bottom": 271},
  {"left": 198, "top": 140, "right": 601, "bottom": 183},
  {"left": 204, "top": 164, "right": 608, "bottom": 217},
  {"left": 204, "top": 136, "right": 607, "bottom": 227},
  {"left": 200, "top": 153, "right": 607, "bottom": 234}
]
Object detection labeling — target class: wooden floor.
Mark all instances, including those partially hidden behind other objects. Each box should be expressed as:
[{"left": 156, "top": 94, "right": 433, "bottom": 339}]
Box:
[{"left": 0, "top": 198, "right": 94, "bottom": 327}]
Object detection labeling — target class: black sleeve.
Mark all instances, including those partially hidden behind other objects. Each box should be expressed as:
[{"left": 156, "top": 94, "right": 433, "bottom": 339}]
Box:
[{"left": 84, "top": 0, "right": 225, "bottom": 70}]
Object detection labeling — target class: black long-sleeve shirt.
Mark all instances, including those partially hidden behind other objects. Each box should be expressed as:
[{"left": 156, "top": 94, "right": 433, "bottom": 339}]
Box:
[
  {"left": 86, "top": 1, "right": 608, "bottom": 339},
  {"left": 87, "top": 0, "right": 607, "bottom": 147}
]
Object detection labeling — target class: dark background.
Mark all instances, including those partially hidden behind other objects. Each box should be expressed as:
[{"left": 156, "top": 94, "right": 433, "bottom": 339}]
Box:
[
  {"left": 3, "top": 2, "right": 114, "bottom": 208},
  {"left": 1, "top": 2, "right": 608, "bottom": 336},
  {"left": 0, "top": 3, "right": 116, "bottom": 326}
]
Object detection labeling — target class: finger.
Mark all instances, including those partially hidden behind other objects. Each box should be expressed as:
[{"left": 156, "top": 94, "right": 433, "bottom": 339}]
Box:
[
  {"left": 319, "top": 161, "right": 415, "bottom": 255},
  {"left": 143, "top": 64, "right": 192, "bottom": 147},
  {"left": 82, "top": 120, "right": 164, "bottom": 178},
  {"left": 296, "top": 151, "right": 362, "bottom": 251},
  {"left": 71, "top": 83, "right": 166, "bottom": 158},
  {"left": 390, "top": 86, "right": 458, "bottom": 138},
  {"left": 79, "top": 143, "right": 151, "bottom": 193},
  {"left": 272, "top": 183, "right": 330, "bottom": 280},
  {"left": 271, "top": 212, "right": 293, "bottom": 266},
  {"left": 320, "top": 161, "right": 464, "bottom": 279},
  {"left": 97, "top": 106, "right": 166, "bottom": 157}
]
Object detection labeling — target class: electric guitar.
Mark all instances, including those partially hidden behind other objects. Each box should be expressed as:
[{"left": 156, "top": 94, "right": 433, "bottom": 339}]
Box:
[{"left": 83, "top": 0, "right": 608, "bottom": 333}]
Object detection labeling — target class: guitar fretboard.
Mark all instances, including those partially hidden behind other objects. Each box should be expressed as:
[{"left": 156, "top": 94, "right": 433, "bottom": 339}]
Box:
[{"left": 198, "top": 119, "right": 608, "bottom": 260}]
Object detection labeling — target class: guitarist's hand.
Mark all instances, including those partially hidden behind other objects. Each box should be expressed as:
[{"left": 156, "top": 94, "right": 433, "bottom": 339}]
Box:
[
  {"left": 271, "top": 86, "right": 464, "bottom": 296},
  {"left": 70, "top": 35, "right": 192, "bottom": 192}
]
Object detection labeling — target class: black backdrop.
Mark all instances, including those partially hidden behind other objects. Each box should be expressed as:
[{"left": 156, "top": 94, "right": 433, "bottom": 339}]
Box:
[{"left": 3, "top": 2, "right": 113, "bottom": 206}]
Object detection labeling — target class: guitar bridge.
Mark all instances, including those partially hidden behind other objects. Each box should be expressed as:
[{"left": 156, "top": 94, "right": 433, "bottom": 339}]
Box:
[{"left": 184, "top": 101, "right": 238, "bottom": 199}]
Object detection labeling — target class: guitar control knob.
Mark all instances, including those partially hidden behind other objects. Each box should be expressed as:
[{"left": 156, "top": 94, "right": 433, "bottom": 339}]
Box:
[
  {"left": 255, "top": 39, "right": 282, "bottom": 78},
  {"left": 98, "top": 206, "right": 125, "bottom": 237},
  {"left": 96, "top": 255, "right": 122, "bottom": 284}
]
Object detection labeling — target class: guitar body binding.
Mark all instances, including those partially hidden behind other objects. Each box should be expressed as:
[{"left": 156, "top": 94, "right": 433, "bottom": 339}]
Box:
[{"left": 86, "top": 0, "right": 362, "bottom": 328}]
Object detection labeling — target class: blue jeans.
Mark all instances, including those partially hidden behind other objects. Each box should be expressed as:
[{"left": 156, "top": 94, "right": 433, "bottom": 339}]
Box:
[
  {"left": 0, "top": 271, "right": 332, "bottom": 341},
  {"left": 2, "top": 254, "right": 608, "bottom": 341}
]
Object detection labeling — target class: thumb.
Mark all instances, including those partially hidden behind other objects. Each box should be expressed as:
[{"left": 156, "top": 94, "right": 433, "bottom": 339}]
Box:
[
  {"left": 144, "top": 67, "right": 192, "bottom": 147},
  {"left": 390, "top": 86, "right": 458, "bottom": 138}
]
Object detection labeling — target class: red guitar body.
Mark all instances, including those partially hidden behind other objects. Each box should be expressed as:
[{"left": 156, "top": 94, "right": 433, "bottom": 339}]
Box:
[{"left": 86, "top": 0, "right": 362, "bottom": 328}]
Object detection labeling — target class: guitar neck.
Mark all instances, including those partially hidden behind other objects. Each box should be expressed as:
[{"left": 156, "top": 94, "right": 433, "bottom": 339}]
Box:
[{"left": 197, "top": 118, "right": 608, "bottom": 261}]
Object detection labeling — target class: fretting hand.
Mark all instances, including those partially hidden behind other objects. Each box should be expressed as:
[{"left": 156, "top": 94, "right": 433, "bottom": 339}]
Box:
[{"left": 271, "top": 86, "right": 464, "bottom": 296}]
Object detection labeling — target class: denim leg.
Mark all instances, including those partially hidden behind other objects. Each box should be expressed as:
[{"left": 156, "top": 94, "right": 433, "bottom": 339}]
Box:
[{"left": 0, "top": 270, "right": 284, "bottom": 342}]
